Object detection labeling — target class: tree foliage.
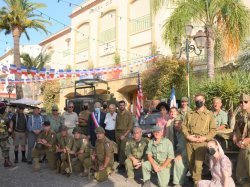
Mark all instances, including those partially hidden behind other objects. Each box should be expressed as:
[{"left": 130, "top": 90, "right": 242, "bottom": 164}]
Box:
[
  {"left": 142, "top": 57, "right": 187, "bottom": 100},
  {"left": 192, "top": 71, "right": 250, "bottom": 111},
  {"left": 41, "top": 80, "right": 60, "bottom": 114}
]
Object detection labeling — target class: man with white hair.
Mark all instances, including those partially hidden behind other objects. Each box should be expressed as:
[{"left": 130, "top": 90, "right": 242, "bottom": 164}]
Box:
[
  {"left": 87, "top": 102, "right": 106, "bottom": 146},
  {"left": 104, "top": 104, "right": 117, "bottom": 142}
]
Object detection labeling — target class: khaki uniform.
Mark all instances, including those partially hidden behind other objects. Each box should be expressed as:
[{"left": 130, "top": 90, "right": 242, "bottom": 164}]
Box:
[
  {"left": 0, "top": 113, "right": 10, "bottom": 158},
  {"left": 125, "top": 138, "right": 148, "bottom": 179},
  {"left": 115, "top": 110, "right": 133, "bottom": 165},
  {"left": 78, "top": 110, "right": 90, "bottom": 135},
  {"left": 179, "top": 107, "right": 192, "bottom": 120},
  {"left": 142, "top": 138, "right": 174, "bottom": 187},
  {"left": 182, "top": 108, "right": 216, "bottom": 184},
  {"left": 32, "top": 130, "right": 56, "bottom": 170},
  {"left": 234, "top": 111, "right": 250, "bottom": 185},
  {"left": 63, "top": 138, "right": 89, "bottom": 173},
  {"left": 94, "top": 136, "right": 114, "bottom": 182}
]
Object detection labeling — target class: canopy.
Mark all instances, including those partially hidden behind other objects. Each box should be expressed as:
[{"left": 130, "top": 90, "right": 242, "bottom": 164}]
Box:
[{"left": 10, "top": 98, "right": 42, "bottom": 106}]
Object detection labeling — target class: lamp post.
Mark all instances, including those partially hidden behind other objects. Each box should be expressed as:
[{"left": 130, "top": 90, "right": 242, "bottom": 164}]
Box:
[
  {"left": 176, "top": 25, "right": 207, "bottom": 105},
  {"left": 6, "top": 84, "right": 15, "bottom": 103}
]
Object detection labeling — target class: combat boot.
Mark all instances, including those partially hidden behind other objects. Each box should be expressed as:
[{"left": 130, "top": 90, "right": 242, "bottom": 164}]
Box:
[
  {"left": 33, "top": 158, "right": 40, "bottom": 172},
  {"left": 4, "top": 158, "right": 14, "bottom": 167},
  {"left": 14, "top": 151, "right": 18, "bottom": 163},
  {"left": 21, "top": 151, "right": 27, "bottom": 162}
]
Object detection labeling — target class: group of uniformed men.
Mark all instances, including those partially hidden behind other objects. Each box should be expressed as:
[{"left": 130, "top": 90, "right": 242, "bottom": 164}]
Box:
[{"left": 0, "top": 92, "right": 250, "bottom": 187}]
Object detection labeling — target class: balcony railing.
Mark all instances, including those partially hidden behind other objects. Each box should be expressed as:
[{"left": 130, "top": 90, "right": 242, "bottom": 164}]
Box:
[
  {"left": 99, "top": 27, "right": 116, "bottom": 44},
  {"left": 76, "top": 38, "right": 89, "bottom": 53},
  {"left": 130, "top": 14, "right": 151, "bottom": 34}
]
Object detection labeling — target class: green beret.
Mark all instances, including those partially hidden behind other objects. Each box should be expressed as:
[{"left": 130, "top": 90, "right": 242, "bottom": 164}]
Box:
[
  {"left": 95, "top": 127, "right": 105, "bottom": 134},
  {"left": 72, "top": 127, "right": 82, "bottom": 134},
  {"left": 52, "top": 105, "right": 59, "bottom": 110},
  {"left": 174, "top": 116, "right": 182, "bottom": 122},
  {"left": 151, "top": 125, "right": 162, "bottom": 132},
  {"left": 181, "top": 97, "right": 188, "bottom": 102}
]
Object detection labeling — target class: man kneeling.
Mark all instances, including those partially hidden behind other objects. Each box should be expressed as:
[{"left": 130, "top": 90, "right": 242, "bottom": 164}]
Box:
[
  {"left": 91, "top": 127, "right": 115, "bottom": 182},
  {"left": 142, "top": 126, "right": 174, "bottom": 187},
  {"left": 32, "top": 121, "right": 56, "bottom": 171}
]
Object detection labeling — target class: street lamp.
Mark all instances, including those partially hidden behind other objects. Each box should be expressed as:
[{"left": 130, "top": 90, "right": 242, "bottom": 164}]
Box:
[
  {"left": 176, "top": 26, "right": 206, "bottom": 105},
  {"left": 6, "top": 84, "right": 15, "bottom": 103}
]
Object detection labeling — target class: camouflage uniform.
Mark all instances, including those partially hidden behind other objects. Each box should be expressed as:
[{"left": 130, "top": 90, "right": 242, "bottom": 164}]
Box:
[
  {"left": 125, "top": 137, "right": 148, "bottom": 179},
  {"left": 233, "top": 94, "right": 250, "bottom": 186},
  {"left": 32, "top": 129, "right": 56, "bottom": 170},
  {"left": 78, "top": 110, "right": 90, "bottom": 136}
]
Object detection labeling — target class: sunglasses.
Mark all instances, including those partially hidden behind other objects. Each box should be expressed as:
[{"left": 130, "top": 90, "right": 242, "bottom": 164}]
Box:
[
  {"left": 52, "top": 109, "right": 58, "bottom": 111},
  {"left": 68, "top": 106, "right": 74, "bottom": 108},
  {"left": 240, "top": 101, "right": 249, "bottom": 104}
]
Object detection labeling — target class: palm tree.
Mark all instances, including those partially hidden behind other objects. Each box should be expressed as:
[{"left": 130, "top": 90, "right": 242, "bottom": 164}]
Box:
[
  {"left": 236, "top": 40, "right": 250, "bottom": 72},
  {"left": 153, "top": 0, "right": 250, "bottom": 78},
  {"left": 0, "top": 0, "right": 50, "bottom": 99},
  {"left": 21, "top": 52, "right": 51, "bottom": 72}
]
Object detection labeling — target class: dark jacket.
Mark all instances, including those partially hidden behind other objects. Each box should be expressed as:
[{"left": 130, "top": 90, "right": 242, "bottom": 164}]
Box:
[{"left": 88, "top": 111, "right": 106, "bottom": 146}]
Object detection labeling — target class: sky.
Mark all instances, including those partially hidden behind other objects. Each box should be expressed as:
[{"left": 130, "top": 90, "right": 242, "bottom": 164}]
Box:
[{"left": 0, "top": 0, "right": 86, "bottom": 56}]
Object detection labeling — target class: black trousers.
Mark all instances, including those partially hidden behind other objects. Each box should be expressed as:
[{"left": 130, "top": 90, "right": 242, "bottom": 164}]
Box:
[{"left": 105, "top": 130, "right": 116, "bottom": 142}]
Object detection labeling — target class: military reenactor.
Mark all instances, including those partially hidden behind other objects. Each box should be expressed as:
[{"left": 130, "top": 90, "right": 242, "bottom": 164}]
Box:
[
  {"left": 54, "top": 125, "right": 72, "bottom": 173},
  {"left": 212, "top": 97, "right": 228, "bottom": 130},
  {"left": 182, "top": 93, "right": 216, "bottom": 186},
  {"left": 233, "top": 93, "right": 250, "bottom": 186},
  {"left": 78, "top": 103, "right": 90, "bottom": 136},
  {"left": 0, "top": 102, "right": 14, "bottom": 167},
  {"left": 179, "top": 97, "right": 192, "bottom": 120},
  {"left": 63, "top": 127, "right": 91, "bottom": 175},
  {"left": 142, "top": 126, "right": 174, "bottom": 187},
  {"left": 32, "top": 121, "right": 56, "bottom": 171},
  {"left": 173, "top": 116, "right": 188, "bottom": 186},
  {"left": 115, "top": 100, "right": 133, "bottom": 169},
  {"left": 91, "top": 127, "right": 115, "bottom": 182},
  {"left": 125, "top": 127, "right": 148, "bottom": 183}
]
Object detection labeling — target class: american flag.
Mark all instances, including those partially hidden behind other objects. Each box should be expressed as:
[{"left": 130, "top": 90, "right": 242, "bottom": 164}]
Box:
[{"left": 136, "top": 73, "right": 143, "bottom": 120}]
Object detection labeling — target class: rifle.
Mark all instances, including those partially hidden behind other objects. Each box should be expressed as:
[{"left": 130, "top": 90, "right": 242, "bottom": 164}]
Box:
[{"left": 65, "top": 149, "right": 72, "bottom": 176}]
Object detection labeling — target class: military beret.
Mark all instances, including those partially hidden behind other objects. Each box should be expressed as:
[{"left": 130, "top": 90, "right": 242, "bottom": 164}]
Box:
[
  {"left": 240, "top": 93, "right": 250, "bottom": 101},
  {"left": 151, "top": 125, "right": 162, "bottom": 132},
  {"left": 95, "top": 127, "right": 105, "bottom": 134},
  {"left": 174, "top": 116, "right": 182, "bottom": 122},
  {"left": 52, "top": 105, "right": 59, "bottom": 110},
  {"left": 59, "top": 125, "right": 68, "bottom": 132},
  {"left": 181, "top": 97, "right": 188, "bottom": 102},
  {"left": 43, "top": 121, "right": 50, "bottom": 126},
  {"left": 72, "top": 127, "right": 82, "bottom": 134}
]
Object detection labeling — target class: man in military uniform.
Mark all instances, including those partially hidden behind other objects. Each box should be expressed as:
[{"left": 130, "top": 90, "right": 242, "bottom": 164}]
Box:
[
  {"left": 178, "top": 97, "right": 192, "bottom": 120},
  {"left": 173, "top": 116, "right": 188, "bottom": 186},
  {"left": 54, "top": 125, "right": 72, "bottom": 173},
  {"left": 233, "top": 93, "right": 250, "bottom": 186},
  {"left": 115, "top": 100, "right": 133, "bottom": 168},
  {"left": 78, "top": 103, "right": 90, "bottom": 136},
  {"left": 142, "top": 126, "right": 174, "bottom": 187},
  {"left": 91, "top": 127, "right": 114, "bottom": 182},
  {"left": 182, "top": 93, "right": 216, "bottom": 186},
  {"left": 32, "top": 121, "right": 56, "bottom": 171},
  {"left": 63, "top": 127, "right": 91, "bottom": 175},
  {"left": 0, "top": 102, "right": 14, "bottom": 167},
  {"left": 125, "top": 127, "right": 148, "bottom": 183}
]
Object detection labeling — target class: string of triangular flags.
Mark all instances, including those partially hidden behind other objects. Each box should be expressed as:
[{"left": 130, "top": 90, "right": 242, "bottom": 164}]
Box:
[{"left": 0, "top": 54, "right": 158, "bottom": 84}]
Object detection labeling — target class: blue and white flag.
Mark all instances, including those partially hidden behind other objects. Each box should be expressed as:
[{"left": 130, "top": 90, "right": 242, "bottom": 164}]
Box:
[{"left": 170, "top": 87, "right": 177, "bottom": 108}]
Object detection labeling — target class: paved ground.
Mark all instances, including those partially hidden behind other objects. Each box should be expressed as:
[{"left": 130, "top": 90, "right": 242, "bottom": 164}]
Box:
[{"left": 0, "top": 139, "right": 194, "bottom": 187}]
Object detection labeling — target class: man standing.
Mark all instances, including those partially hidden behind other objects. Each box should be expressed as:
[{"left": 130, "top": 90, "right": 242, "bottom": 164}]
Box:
[
  {"left": 88, "top": 102, "right": 106, "bottom": 146},
  {"left": 165, "top": 107, "right": 179, "bottom": 144},
  {"left": 115, "top": 100, "right": 133, "bottom": 168},
  {"left": 32, "top": 121, "right": 56, "bottom": 171},
  {"left": 212, "top": 97, "right": 228, "bottom": 130},
  {"left": 78, "top": 103, "right": 91, "bottom": 136},
  {"left": 182, "top": 93, "right": 216, "bottom": 186},
  {"left": 173, "top": 116, "right": 188, "bottom": 187},
  {"left": 142, "top": 126, "right": 174, "bottom": 187},
  {"left": 125, "top": 127, "right": 148, "bottom": 183},
  {"left": 9, "top": 105, "right": 28, "bottom": 163},
  {"left": 0, "top": 102, "right": 14, "bottom": 167},
  {"left": 179, "top": 97, "right": 191, "bottom": 120},
  {"left": 91, "top": 127, "right": 114, "bottom": 182},
  {"left": 104, "top": 104, "right": 117, "bottom": 142},
  {"left": 27, "top": 106, "right": 44, "bottom": 164},
  {"left": 233, "top": 93, "right": 250, "bottom": 186},
  {"left": 62, "top": 102, "right": 78, "bottom": 135},
  {"left": 47, "top": 105, "right": 63, "bottom": 133}
]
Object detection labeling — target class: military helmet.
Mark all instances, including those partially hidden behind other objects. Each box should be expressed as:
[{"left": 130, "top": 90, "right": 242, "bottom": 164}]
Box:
[
  {"left": 72, "top": 127, "right": 82, "bottom": 134},
  {"left": 95, "top": 127, "right": 105, "bottom": 134}
]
